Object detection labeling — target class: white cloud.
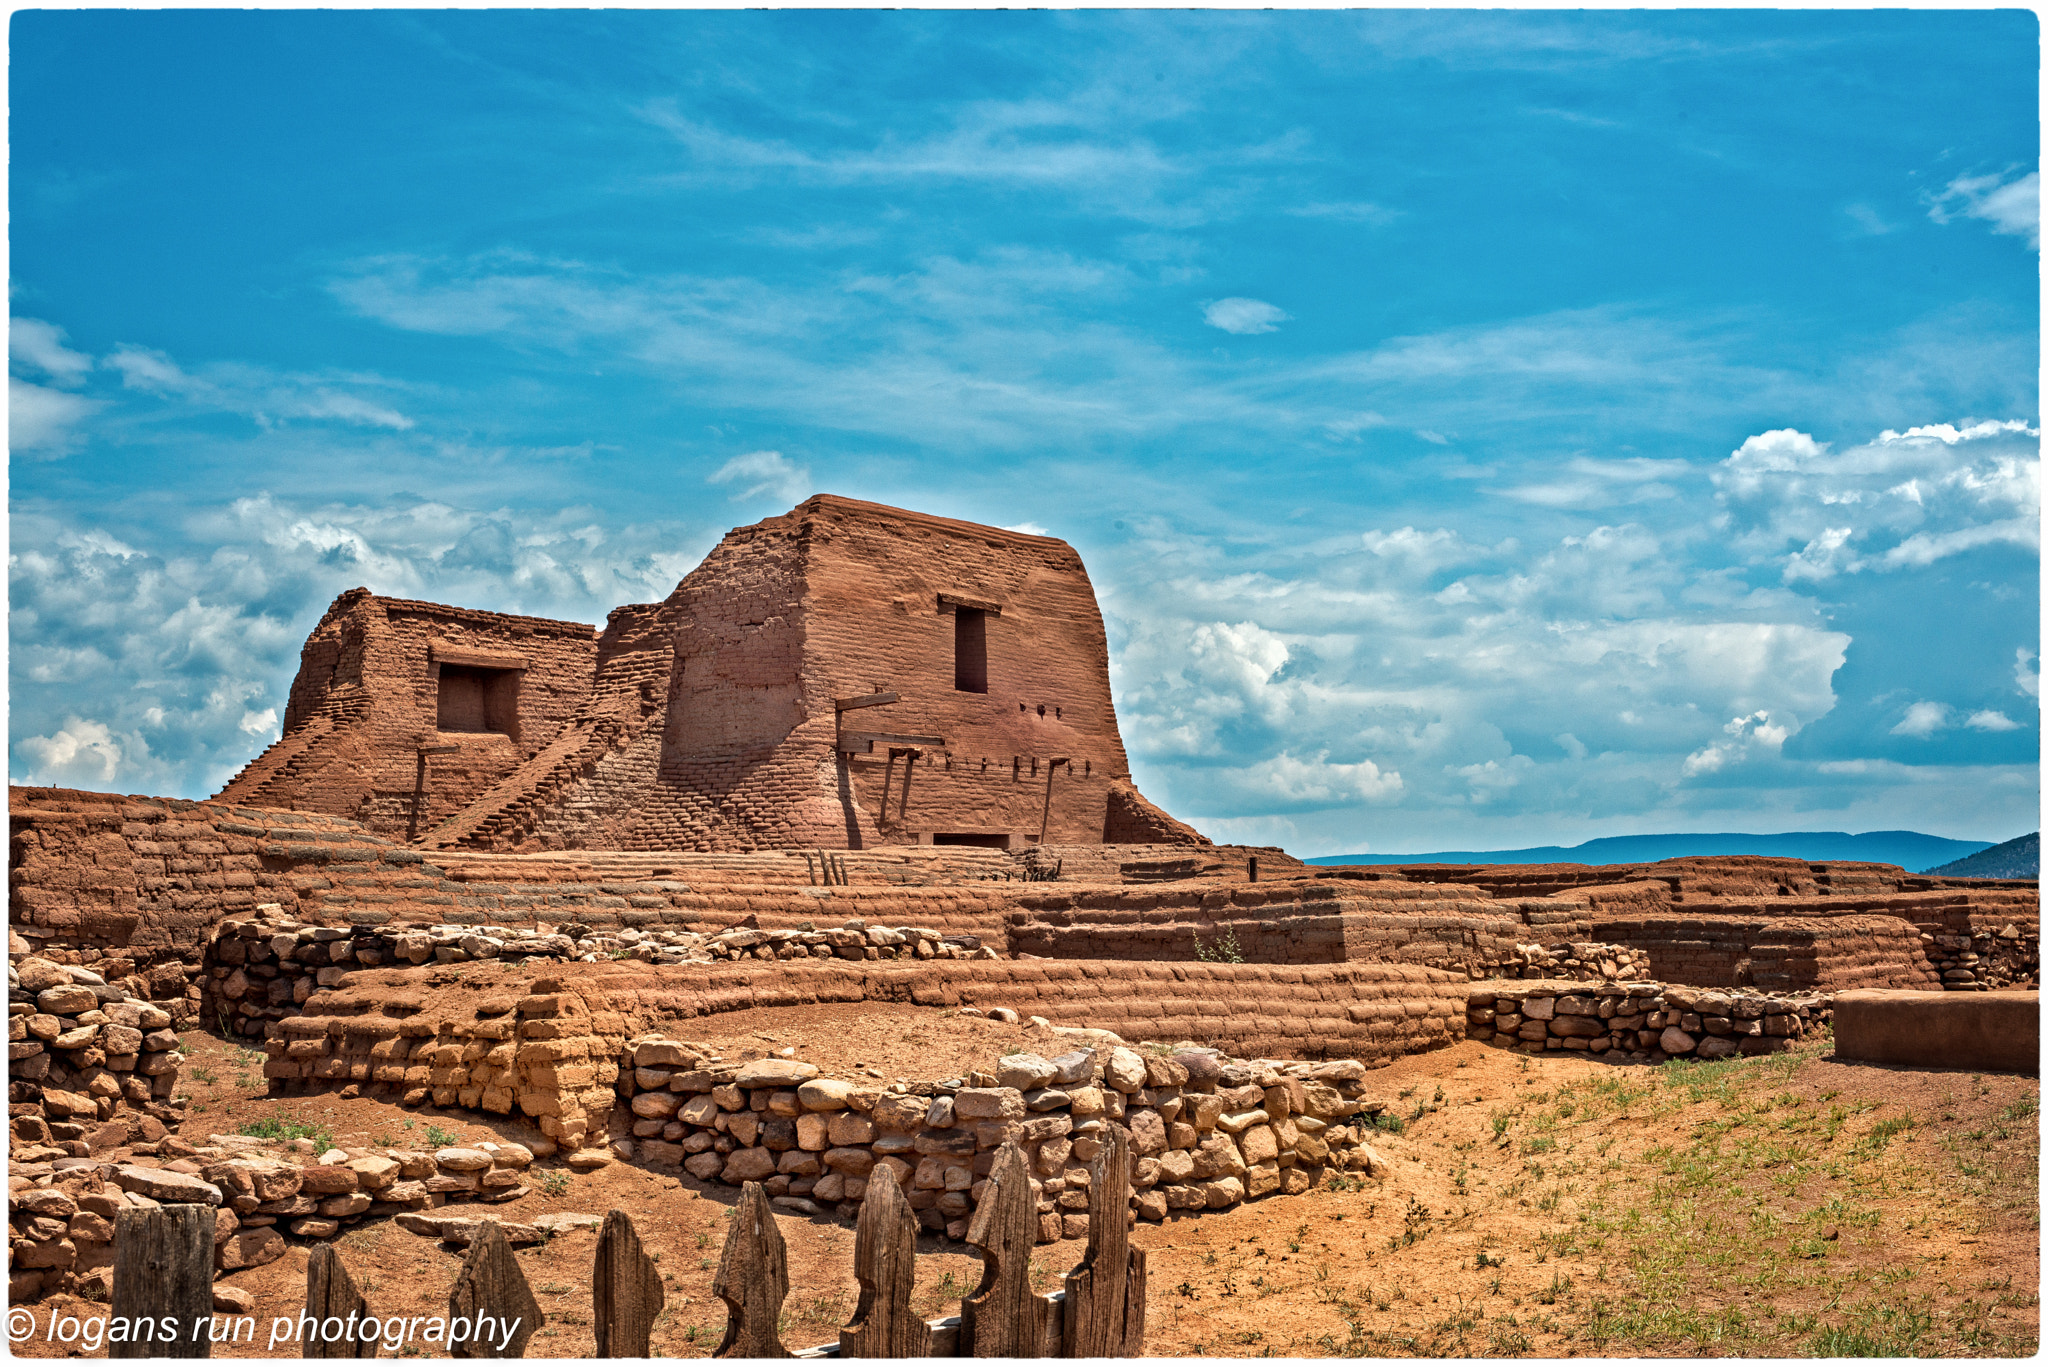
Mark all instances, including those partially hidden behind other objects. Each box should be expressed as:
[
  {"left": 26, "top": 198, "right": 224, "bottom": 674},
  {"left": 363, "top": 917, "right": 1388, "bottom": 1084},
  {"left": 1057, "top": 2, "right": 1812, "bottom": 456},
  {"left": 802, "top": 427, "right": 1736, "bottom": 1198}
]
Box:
[
  {"left": 708, "top": 450, "right": 811, "bottom": 504},
  {"left": 10, "top": 496, "right": 707, "bottom": 798},
  {"left": 2016, "top": 648, "right": 2039, "bottom": 700},
  {"left": 106, "top": 344, "right": 415, "bottom": 431},
  {"left": 14, "top": 717, "right": 146, "bottom": 788},
  {"left": 1202, "top": 297, "right": 1290, "bottom": 335},
  {"left": 1231, "top": 751, "right": 1403, "bottom": 806},
  {"left": 1714, "top": 420, "right": 2040, "bottom": 578},
  {"left": 9, "top": 378, "right": 105, "bottom": 457},
  {"left": 1965, "top": 709, "right": 2022, "bottom": 733},
  {"left": 1681, "top": 710, "right": 1791, "bottom": 777},
  {"left": 1890, "top": 701, "right": 1951, "bottom": 738},
  {"left": 1003, "top": 522, "right": 1051, "bottom": 536},
  {"left": 11, "top": 318, "right": 93, "bottom": 385},
  {"left": 1926, "top": 169, "right": 2039, "bottom": 250}
]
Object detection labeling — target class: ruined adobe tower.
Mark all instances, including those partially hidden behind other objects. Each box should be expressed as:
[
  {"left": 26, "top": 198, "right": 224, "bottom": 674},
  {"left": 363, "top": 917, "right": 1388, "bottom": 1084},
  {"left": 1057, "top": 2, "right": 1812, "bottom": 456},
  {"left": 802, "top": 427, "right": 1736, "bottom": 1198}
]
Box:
[{"left": 218, "top": 495, "right": 1205, "bottom": 853}]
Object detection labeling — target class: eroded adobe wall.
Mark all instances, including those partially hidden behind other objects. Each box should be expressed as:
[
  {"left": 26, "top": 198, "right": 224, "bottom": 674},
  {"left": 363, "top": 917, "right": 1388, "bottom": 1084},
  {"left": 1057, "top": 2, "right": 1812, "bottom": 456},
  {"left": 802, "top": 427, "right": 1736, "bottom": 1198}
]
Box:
[
  {"left": 469, "top": 497, "right": 1187, "bottom": 853},
  {"left": 216, "top": 590, "right": 597, "bottom": 838}
]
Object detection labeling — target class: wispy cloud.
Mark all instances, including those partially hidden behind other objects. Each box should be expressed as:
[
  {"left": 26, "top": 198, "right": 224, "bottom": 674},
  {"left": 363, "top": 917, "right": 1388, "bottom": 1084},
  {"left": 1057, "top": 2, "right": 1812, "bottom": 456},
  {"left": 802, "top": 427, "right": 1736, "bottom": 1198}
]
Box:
[
  {"left": 709, "top": 449, "right": 811, "bottom": 503},
  {"left": 1926, "top": 168, "right": 2039, "bottom": 250},
  {"left": 1202, "top": 297, "right": 1290, "bottom": 335}
]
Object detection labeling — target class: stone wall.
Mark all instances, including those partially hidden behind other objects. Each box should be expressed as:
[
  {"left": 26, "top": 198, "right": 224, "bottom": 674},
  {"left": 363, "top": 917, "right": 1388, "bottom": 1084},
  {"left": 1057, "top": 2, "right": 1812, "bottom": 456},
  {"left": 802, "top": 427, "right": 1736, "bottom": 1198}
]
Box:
[
  {"left": 610, "top": 1039, "right": 1386, "bottom": 1242},
  {"left": 260, "top": 969, "right": 628, "bottom": 1154},
  {"left": 1466, "top": 980, "right": 1831, "bottom": 1061},
  {"left": 9, "top": 946, "right": 185, "bottom": 1136}
]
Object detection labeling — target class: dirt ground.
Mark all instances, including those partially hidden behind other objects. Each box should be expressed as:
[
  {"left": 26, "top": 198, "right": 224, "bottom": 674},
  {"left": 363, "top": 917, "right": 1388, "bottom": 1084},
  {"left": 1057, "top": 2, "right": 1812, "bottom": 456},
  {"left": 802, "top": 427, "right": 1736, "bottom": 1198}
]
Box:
[{"left": 15, "top": 1002, "right": 2040, "bottom": 1358}]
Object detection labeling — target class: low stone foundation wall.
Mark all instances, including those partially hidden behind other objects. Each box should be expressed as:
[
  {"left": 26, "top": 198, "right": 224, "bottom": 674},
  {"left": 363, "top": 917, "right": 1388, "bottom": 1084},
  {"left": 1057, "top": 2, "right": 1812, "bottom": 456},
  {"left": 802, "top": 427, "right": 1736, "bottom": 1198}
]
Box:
[
  {"left": 5, "top": 1132, "right": 545, "bottom": 1301},
  {"left": 611, "top": 1038, "right": 1385, "bottom": 1242},
  {"left": 1466, "top": 980, "right": 1831, "bottom": 1062},
  {"left": 1832, "top": 989, "right": 2039, "bottom": 1074}
]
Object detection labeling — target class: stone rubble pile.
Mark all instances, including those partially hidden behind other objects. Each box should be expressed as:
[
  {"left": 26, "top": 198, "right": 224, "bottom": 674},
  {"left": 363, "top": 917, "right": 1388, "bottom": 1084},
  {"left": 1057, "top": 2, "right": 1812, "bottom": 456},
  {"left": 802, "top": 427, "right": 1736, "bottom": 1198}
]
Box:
[
  {"left": 6, "top": 1131, "right": 541, "bottom": 1299},
  {"left": 1469, "top": 981, "right": 1831, "bottom": 1061},
  {"left": 1920, "top": 925, "right": 2038, "bottom": 991},
  {"left": 610, "top": 1036, "right": 1388, "bottom": 1243},
  {"left": 1489, "top": 941, "right": 1651, "bottom": 983},
  {"left": 9, "top": 951, "right": 184, "bottom": 1131}
]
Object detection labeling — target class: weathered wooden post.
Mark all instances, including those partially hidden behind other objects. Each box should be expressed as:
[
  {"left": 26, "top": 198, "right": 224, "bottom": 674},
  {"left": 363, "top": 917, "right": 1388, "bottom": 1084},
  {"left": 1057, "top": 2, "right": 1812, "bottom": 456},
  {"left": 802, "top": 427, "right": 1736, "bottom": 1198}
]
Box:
[
  {"left": 959, "top": 1139, "right": 1057, "bottom": 1357},
  {"left": 109, "top": 1205, "right": 214, "bottom": 1359},
  {"left": 713, "top": 1183, "right": 791, "bottom": 1358},
  {"left": 592, "top": 1209, "right": 664, "bottom": 1357},
  {"left": 304, "top": 1243, "right": 378, "bottom": 1358},
  {"left": 1059, "top": 1124, "right": 1145, "bottom": 1356},
  {"left": 838, "top": 1165, "right": 931, "bottom": 1357},
  {"left": 446, "top": 1220, "right": 542, "bottom": 1358}
]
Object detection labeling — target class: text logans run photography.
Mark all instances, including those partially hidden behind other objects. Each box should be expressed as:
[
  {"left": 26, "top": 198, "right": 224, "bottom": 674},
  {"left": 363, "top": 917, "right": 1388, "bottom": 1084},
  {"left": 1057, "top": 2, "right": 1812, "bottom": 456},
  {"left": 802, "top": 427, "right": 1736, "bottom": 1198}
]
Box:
[{"left": 5, "top": 8, "right": 2039, "bottom": 1361}]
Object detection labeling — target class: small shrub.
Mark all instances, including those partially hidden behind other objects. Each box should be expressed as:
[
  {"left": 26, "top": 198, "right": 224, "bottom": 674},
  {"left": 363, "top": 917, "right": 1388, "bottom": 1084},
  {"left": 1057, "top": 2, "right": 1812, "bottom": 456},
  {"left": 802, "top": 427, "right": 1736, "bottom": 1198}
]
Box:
[
  {"left": 538, "top": 1170, "right": 571, "bottom": 1197},
  {"left": 237, "top": 1115, "right": 334, "bottom": 1150},
  {"left": 1192, "top": 927, "right": 1246, "bottom": 964},
  {"left": 426, "top": 1124, "right": 459, "bottom": 1146}
]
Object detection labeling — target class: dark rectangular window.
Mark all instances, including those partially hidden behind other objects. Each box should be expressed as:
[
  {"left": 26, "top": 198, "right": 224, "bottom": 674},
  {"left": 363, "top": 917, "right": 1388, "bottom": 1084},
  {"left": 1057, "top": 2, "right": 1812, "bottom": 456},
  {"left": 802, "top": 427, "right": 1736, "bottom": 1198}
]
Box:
[
  {"left": 953, "top": 607, "right": 988, "bottom": 693},
  {"left": 437, "top": 664, "right": 519, "bottom": 736}
]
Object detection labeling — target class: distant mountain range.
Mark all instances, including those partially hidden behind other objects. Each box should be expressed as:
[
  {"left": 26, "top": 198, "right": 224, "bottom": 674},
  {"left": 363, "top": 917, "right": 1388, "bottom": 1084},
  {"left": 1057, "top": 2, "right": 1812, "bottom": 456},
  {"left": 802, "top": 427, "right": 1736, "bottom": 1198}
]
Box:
[
  {"left": 1924, "top": 832, "right": 2038, "bottom": 879},
  {"left": 1306, "top": 830, "right": 1999, "bottom": 874}
]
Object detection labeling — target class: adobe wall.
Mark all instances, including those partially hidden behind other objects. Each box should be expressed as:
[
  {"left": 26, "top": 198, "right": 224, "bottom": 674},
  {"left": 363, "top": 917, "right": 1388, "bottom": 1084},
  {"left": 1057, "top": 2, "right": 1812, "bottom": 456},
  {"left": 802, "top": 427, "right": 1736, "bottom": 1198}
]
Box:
[{"left": 215, "top": 590, "right": 597, "bottom": 838}]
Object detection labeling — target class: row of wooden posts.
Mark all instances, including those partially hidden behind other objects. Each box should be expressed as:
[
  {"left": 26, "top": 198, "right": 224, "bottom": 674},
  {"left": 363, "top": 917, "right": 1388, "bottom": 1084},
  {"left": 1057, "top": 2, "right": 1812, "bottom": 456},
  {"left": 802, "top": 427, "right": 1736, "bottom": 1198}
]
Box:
[{"left": 102, "top": 1127, "right": 1145, "bottom": 1358}]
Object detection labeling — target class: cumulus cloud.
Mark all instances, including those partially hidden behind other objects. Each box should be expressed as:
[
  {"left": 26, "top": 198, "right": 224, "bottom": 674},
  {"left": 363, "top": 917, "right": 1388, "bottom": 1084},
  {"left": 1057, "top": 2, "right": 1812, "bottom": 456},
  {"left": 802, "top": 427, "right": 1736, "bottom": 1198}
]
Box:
[
  {"left": 9, "top": 378, "right": 105, "bottom": 457},
  {"left": 1113, "top": 512, "right": 1852, "bottom": 830},
  {"left": 1202, "top": 297, "right": 1290, "bottom": 335},
  {"left": 1681, "top": 710, "right": 1792, "bottom": 776},
  {"left": 10, "top": 497, "right": 705, "bottom": 797},
  {"left": 15, "top": 717, "right": 154, "bottom": 789},
  {"left": 1714, "top": 419, "right": 2040, "bottom": 579},
  {"left": 1926, "top": 168, "right": 2039, "bottom": 250},
  {"left": 708, "top": 450, "right": 811, "bottom": 504},
  {"left": 1890, "top": 701, "right": 1951, "bottom": 738},
  {"left": 2016, "top": 648, "right": 2040, "bottom": 700},
  {"left": 1965, "top": 709, "right": 2022, "bottom": 732}
]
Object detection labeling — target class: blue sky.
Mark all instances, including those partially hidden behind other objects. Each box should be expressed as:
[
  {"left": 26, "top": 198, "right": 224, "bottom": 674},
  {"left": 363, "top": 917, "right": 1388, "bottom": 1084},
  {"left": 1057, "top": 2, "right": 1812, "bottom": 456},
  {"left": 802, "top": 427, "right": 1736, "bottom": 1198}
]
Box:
[{"left": 8, "top": 10, "right": 2040, "bottom": 856}]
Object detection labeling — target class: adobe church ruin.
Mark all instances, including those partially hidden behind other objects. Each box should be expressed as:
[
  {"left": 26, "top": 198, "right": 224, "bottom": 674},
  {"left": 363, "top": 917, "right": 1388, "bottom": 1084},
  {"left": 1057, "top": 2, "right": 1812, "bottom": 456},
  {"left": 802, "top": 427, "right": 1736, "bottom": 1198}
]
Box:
[
  {"left": 7, "top": 491, "right": 2036, "bottom": 1307},
  {"left": 216, "top": 495, "right": 1203, "bottom": 853}
]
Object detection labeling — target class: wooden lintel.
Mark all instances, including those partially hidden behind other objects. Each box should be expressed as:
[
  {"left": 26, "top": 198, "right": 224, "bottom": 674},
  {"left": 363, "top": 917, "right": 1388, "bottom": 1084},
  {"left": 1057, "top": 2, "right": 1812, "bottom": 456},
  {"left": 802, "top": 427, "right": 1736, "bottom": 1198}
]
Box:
[
  {"left": 834, "top": 692, "right": 900, "bottom": 712},
  {"left": 937, "top": 593, "right": 1002, "bottom": 617},
  {"left": 837, "top": 731, "right": 945, "bottom": 753}
]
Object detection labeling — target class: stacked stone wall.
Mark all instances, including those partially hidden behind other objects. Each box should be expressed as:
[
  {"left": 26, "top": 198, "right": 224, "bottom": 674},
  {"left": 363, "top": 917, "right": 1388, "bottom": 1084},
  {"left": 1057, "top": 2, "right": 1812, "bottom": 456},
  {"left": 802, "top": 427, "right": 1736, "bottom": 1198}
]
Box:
[
  {"left": 612, "top": 1041, "right": 1386, "bottom": 1243},
  {"left": 9, "top": 946, "right": 185, "bottom": 1146},
  {"left": 1465, "top": 980, "right": 1830, "bottom": 1061}
]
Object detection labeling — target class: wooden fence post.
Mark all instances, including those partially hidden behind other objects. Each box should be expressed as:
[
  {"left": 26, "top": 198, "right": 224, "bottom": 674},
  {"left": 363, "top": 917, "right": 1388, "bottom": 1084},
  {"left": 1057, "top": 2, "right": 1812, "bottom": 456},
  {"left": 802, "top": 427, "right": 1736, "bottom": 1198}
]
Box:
[
  {"left": 1059, "top": 1124, "right": 1145, "bottom": 1356},
  {"left": 447, "top": 1220, "right": 542, "bottom": 1359},
  {"left": 592, "top": 1209, "right": 664, "bottom": 1357},
  {"left": 713, "top": 1183, "right": 791, "bottom": 1359},
  {"left": 109, "top": 1205, "right": 214, "bottom": 1359},
  {"left": 304, "top": 1243, "right": 378, "bottom": 1358},
  {"left": 838, "top": 1164, "right": 932, "bottom": 1358},
  {"left": 958, "top": 1139, "right": 1056, "bottom": 1357}
]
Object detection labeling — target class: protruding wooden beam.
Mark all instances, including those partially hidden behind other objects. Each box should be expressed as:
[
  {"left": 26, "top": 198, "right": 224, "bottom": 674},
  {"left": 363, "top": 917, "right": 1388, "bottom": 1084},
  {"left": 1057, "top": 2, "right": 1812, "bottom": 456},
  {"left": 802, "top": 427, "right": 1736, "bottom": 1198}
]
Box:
[{"left": 834, "top": 692, "right": 900, "bottom": 712}]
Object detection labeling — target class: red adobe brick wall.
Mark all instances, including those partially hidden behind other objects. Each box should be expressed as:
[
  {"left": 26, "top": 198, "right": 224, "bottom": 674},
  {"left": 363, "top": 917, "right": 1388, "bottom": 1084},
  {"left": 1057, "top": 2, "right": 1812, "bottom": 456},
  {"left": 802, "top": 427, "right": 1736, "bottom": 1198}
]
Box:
[{"left": 216, "top": 590, "right": 596, "bottom": 838}]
